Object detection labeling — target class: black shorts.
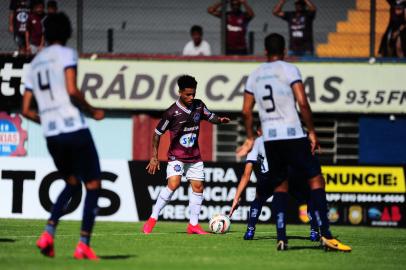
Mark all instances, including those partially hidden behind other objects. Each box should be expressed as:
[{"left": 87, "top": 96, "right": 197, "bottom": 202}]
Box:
[
  {"left": 255, "top": 168, "right": 310, "bottom": 203},
  {"left": 14, "top": 33, "right": 26, "bottom": 49},
  {"left": 46, "top": 129, "right": 101, "bottom": 182},
  {"left": 264, "top": 137, "right": 322, "bottom": 185}
]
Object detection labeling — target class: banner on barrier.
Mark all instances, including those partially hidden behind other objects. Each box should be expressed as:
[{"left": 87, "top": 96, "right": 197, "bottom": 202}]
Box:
[
  {"left": 1, "top": 158, "right": 405, "bottom": 227},
  {"left": 1, "top": 55, "right": 406, "bottom": 113}
]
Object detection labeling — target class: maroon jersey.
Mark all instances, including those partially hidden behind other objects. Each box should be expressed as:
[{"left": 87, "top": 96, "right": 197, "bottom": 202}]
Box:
[
  {"left": 282, "top": 11, "right": 315, "bottom": 53},
  {"left": 10, "top": 0, "right": 30, "bottom": 34},
  {"left": 226, "top": 11, "right": 251, "bottom": 51},
  {"left": 26, "top": 13, "right": 44, "bottom": 46},
  {"left": 155, "top": 99, "right": 215, "bottom": 163}
]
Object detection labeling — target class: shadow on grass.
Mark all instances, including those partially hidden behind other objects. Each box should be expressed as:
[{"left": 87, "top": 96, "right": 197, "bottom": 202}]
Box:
[
  {"left": 99, "top": 254, "right": 136, "bottom": 260},
  {"left": 0, "top": 238, "right": 16, "bottom": 243},
  {"left": 254, "top": 235, "right": 310, "bottom": 241},
  {"left": 288, "top": 246, "right": 322, "bottom": 251}
]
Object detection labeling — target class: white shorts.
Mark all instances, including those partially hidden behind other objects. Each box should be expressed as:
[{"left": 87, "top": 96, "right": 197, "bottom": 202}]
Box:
[{"left": 166, "top": 160, "right": 205, "bottom": 181}]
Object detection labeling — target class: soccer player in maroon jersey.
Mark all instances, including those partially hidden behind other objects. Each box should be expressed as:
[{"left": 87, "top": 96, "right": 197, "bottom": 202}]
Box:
[{"left": 143, "top": 75, "right": 230, "bottom": 234}]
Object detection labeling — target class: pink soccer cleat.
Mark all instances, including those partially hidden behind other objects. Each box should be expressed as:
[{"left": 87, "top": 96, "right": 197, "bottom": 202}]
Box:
[
  {"left": 36, "top": 231, "right": 55, "bottom": 257},
  {"left": 143, "top": 218, "right": 157, "bottom": 234},
  {"left": 73, "top": 242, "right": 99, "bottom": 260},
  {"left": 187, "top": 223, "right": 210, "bottom": 235}
]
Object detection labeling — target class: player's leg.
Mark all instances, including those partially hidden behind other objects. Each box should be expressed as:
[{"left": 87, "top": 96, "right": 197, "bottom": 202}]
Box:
[
  {"left": 143, "top": 161, "right": 183, "bottom": 234},
  {"left": 244, "top": 172, "right": 273, "bottom": 240},
  {"left": 272, "top": 180, "right": 289, "bottom": 250},
  {"left": 37, "top": 133, "right": 78, "bottom": 257},
  {"left": 186, "top": 162, "right": 208, "bottom": 234},
  {"left": 73, "top": 179, "right": 101, "bottom": 260},
  {"left": 71, "top": 129, "right": 102, "bottom": 259}
]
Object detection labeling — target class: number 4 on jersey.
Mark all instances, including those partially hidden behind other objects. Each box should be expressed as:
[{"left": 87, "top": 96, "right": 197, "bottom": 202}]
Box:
[
  {"left": 37, "top": 70, "right": 54, "bottom": 100},
  {"left": 263, "top": 84, "right": 275, "bottom": 112}
]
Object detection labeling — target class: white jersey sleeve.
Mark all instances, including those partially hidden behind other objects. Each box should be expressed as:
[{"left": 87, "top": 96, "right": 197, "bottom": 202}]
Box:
[
  {"left": 283, "top": 63, "right": 302, "bottom": 86},
  {"left": 245, "top": 136, "right": 269, "bottom": 173},
  {"left": 246, "top": 137, "right": 260, "bottom": 162},
  {"left": 23, "top": 64, "right": 33, "bottom": 91},
  {"left": 61, "top": 48, "right": 78, "bottom": 69}
]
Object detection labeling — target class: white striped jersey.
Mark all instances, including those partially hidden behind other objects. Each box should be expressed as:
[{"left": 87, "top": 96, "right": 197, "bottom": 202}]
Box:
[
  {"left": 23, "top": 44, "right": 87, "bottom": 137},
  {"left": 245, "top": 60, "right": 306, "bottom": 141}
]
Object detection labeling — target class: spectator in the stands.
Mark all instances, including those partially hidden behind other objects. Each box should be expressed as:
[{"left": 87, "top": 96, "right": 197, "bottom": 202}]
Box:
[
  {"left": 208, "top": 0, "right": 255, "bottom": 55},
  {"left": 25, "top": 0, "right": 45, "bottom": 54},
  {"left": 46, "top": 0, "right": 57, "bottom": 14},
  {"left": 273, "top": 0, "right": 316, "bottom": 57},
  {"left": 379, "top": 0, "right": 406, "bottom": 58},
  {"left": 182, "top": 25, "right": 212, "bottom": 56},
  {"left": 9, "top": 0, "right": 30, "bottom": 55}
]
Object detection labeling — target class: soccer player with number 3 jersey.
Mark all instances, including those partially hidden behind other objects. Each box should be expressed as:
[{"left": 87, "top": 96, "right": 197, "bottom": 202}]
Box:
[
  {"left": 238, "top": 33, "right": 351, "bottom": 252},
  {"left": 22, "top": 13, "right": 104, "bottom": 260},
  {"left": 143, "top": 75, "right": 230, "bottom": 235}
]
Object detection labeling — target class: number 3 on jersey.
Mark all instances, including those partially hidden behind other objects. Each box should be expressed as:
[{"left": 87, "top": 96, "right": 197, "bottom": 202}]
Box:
[
  {"left": 37, "top": 70, "right": 54, "bottom": 100},
  {"left": 263, "top": 84, "right": 275, "bottom": 112}
]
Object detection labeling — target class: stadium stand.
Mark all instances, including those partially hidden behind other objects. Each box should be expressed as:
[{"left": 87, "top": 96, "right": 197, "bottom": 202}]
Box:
[
  {"left": 317, "top": 0, "right": 390, "bottom": 57},
  {"left": 1, "top": 0, "right": 356, "bottom": 56}
]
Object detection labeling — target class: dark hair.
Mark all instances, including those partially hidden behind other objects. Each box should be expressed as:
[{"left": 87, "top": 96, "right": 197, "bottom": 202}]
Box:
[
  {"left": 178, "top": 75, "right": 197, "bottom": 90},
  {"left": 264, "top": 33, "right": 285, "bottom": 56},
  {"left": 190, "top": 25, "right": 203, "bottom": 35},
  {"left": 47, "top": 0, "right": 57, "bottom": 9},
  {"left": 31, "top": 0, "right": 44, "bottom": 8},
  {"left": 44, "top": 12, "right": 72, "bottom": 45},
  {"left": 295, "top": 0, "right": 306, "bottom": 6}
]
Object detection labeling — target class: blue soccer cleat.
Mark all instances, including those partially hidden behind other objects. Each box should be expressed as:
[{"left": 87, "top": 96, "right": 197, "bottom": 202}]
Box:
[
  {"left": 243, "top": 227, "right": 255, "bottom": 240},
  {"left": 310, "top": 229, "right": 320, "bottom": 242}
]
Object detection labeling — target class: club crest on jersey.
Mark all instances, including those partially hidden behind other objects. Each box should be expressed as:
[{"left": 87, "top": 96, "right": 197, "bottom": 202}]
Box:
[
  {"left": 0, "top": 112, "right": 27, "bottom": 156},
  {"left": 174, "top": 164, "right": 182, "bottom": 172},
  {"left": 193, "top": 113, "right": 200, "bottom": 123},
  {"left": 179, "top": 133, "right": 197, "bottom": 148}
]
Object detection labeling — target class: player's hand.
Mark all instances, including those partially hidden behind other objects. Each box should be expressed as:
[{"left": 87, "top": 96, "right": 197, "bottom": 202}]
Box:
[
  {"left": 146, "top": 157, "right": 160, "bottom": 175},
  {"left": 236, "top": 138, "right": 254, "bottom": 157},
  {"left": 92, "top": 109, "right": 105, "bottom": 120},
  {"left": 219, "top": 117, "right": 230, "bottom": 124},
  {"left": 308, "top": 131, "right": 321, "bottom": 155},
  {"left": 9, "top": 25, "right": 14, "bottom": 33},
  {"left": 229, "top": 197, "right": 241, "bottom": 217}
]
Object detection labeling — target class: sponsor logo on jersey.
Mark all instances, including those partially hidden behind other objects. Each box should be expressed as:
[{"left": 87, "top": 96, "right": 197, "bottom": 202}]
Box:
[
  {"left": 287, "top": 127, "right": 296, "bottom": 136},
  {"left": 179, "top": 133, "right": 197, "bottom": 148},
  {"left": 323, "top": 166, "right": 405, "bottom": 193},
  {"left": 348, "top": 205, "right": 363, "bottom": 225},
  {"left": 0, "top": 113, "right": 27, "bottom": 156}
]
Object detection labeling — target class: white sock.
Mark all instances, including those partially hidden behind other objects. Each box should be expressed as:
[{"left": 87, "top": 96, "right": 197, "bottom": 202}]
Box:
[
  {"left": 150, "top": 186, "right": 174, "bottom": 220},
  {"left": 189, "top": 192, "right": 204, "bottom": 226}
]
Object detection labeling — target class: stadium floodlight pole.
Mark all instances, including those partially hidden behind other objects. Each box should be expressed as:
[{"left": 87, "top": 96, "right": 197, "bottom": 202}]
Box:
[
  {"left": 221, "top": 0, "right": 227, "bottom": 55},
  {"left": 77, "top": 0, "right": 83, "bottom": 54},
  {"left": 369, "top": 0, "right": 376, "bottom": 57}
]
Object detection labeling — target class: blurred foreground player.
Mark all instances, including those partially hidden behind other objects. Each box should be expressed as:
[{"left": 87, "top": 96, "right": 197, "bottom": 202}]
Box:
[
  {"left": 230, "top": 126, "right": 320, "bottom": 241},
  {"left": 22, "top": 12, "right": 105, "bottom": 260},
  {"left": 143, "top": 75, "right": 230, "bottom": 234},
  {"left": 237, "top": 33, "right": 351, "bottom": 252}
]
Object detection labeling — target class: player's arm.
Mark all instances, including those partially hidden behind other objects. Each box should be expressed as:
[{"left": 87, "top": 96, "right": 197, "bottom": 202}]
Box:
[
  {"left": 208, "top": 114, "right": 230, "bottom": 124},
  {"left": 230, "top": 162, "right": 254, "bottom": 217},
  {"left": 241, "top": 0, "right": 255, "bottom": 19},
  {"left": 146, "top": 133, "right": 161, "bottom": 175},
  {"left": 25, "top": 29, "right": 31, "bottom": 54},
  {"left": 207, "top": 1, "right": 223, "bottom": 18},
  {"left": 21, "top": 90, "right": 40, "bottom": 123},
  {"left": 65, "top": 67, "right": 104, "bottom": 120},
  {"left": 291, "top": 81, "right": 320, "bottom": 155},
  {"left": 304, "top": 0, "right": 317, "bottom": 12},
  {"left": 272, "top": 0, "right": 286, "bottom": 17},
  {"left": 236, "top": 92, "right": 255, "bottom": 157}
]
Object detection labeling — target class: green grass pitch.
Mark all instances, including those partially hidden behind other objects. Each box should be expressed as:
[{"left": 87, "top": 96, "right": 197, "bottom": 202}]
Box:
[{"left": 0, "top": 219, "right": 405, "bottom": 270}]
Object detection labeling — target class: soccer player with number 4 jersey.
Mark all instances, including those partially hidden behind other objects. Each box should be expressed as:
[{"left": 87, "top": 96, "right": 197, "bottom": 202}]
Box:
[
  {"left": 143, "top": 75, "right": 230, "bottom": 235},
  {"left": 237, "top": 33, "right": 351, "bottom": 252},
  {"left": 22, "top": 13, "right": 104, "bottom": 260}
]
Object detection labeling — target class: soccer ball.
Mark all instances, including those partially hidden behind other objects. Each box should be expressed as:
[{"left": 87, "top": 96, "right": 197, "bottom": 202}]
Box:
[{"left": 209, "top": 214, "right": 231, "bottom": 234}]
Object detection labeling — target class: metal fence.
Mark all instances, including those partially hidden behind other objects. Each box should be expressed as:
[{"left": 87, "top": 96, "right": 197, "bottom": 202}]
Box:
[{"left": 0, "top": 0, "right": 397, "bottom": 58}]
